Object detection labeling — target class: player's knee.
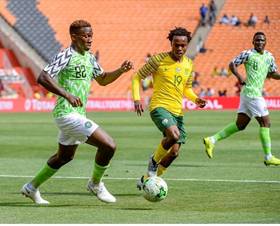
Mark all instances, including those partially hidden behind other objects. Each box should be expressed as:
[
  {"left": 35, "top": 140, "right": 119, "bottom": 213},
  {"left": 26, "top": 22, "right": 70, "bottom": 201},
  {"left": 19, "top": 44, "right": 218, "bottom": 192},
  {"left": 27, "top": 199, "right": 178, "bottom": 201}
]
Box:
[
  {"left": 104, "top": 140, "right": 117, "bottom": 153},
  {"left": 171, "top": 133, "right": 180, "bottom": 143},
  {"left": 237, "top": 124, "right": 246, "bottom": 131},
  {"left": 60, "top": 155, "right": 74, "bottom": 165}
]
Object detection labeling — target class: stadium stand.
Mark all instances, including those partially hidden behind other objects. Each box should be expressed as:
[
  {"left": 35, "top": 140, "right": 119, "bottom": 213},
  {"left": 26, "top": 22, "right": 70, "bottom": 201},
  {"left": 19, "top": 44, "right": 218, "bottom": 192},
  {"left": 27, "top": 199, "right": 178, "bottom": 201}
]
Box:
[
  {"left": 5, "top": 0, "right": 62, "bottom": 62},
  {"left": 0, "top": 0, "right": 279, "bottom": 98},
  {"left": 194, "top": 0, "right": 280, "bottom": 96},
  {"left": 0, "top": 46, "right": 34, "bottom": 98},
  {"left": 37, "top": 0, "right": 205, "bottom": 98}
]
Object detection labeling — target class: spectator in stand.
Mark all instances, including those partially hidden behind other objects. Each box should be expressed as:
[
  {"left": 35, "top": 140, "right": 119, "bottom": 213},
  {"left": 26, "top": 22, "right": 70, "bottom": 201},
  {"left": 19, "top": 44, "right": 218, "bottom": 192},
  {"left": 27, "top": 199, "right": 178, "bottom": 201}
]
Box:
[
  {"left": 218, "top": 89, "right": 227, "bottom": 97},
  {"left": 46, "top": 91, "right": 54, "bottom": 99},
  {"left": 263, "top": 15, "right": 270, "bottom": 25},
  {"left": 230, "top": 15, "right": 241, "bottom": 27},
  {"left": 192, "top": 71, "right": 200, "bottom": 88},
  {"left": 211, "top": 66, "right": 220, "bottom": 77},
  {"left": 145, "top": 53, "right": 152, "bottom": 63},
  {"left": 0, "top": 78, "right": 4, "bottom": 97},
  {"left": 206, "top": 87, "right": 214, "bottom": 96},
  {"left": 199, "top": 3, "right": 208, "bottom": 26},
  {"left": 199, "top": 88, "right": 206, "bottom": 98},
  {"left": 247, "top": 13, "right": 258, "bottom": 27},
  {"left": 208, "top": 0, "right": 217, "bottom": 26},
  {"left": 219, "top": 14, "right": 229, "bottom": 25},
  {"left": 220, "top": 67, "right": 229, "bottom": 77},
  {"left": 141, "top": 53, "right": 153, "bottom": 92}
]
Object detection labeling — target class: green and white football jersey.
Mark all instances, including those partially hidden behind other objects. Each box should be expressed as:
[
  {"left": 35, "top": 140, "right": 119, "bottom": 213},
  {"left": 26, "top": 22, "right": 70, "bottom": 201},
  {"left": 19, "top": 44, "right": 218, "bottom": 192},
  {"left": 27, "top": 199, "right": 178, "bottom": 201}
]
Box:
[
  {"left": 44, "top": 46, "right": 103, "bottom": 118},
  {"left": 232, "top": 49, "right": 277, "bottom": 98}
]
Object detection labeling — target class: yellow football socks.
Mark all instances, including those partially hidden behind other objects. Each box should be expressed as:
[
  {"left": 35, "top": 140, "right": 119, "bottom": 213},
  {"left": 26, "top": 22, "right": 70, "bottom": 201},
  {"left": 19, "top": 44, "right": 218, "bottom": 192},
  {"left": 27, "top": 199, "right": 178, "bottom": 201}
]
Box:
[
  {"left": 153, "top": 143, "right": 168, "bottom": 163},
  {"left": 157, "top": 164, "right": 167, "bottom": 176}
]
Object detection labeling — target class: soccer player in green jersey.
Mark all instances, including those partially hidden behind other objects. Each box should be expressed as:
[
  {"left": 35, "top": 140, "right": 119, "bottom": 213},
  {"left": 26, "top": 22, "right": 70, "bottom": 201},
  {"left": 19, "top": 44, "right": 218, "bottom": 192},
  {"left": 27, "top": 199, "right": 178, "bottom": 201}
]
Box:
[
  {"left": 203, "top": 32, "right": 280, "bottom": 166},
  {"left": 20, "top": 20, "right": 133, "bottom": 204}
]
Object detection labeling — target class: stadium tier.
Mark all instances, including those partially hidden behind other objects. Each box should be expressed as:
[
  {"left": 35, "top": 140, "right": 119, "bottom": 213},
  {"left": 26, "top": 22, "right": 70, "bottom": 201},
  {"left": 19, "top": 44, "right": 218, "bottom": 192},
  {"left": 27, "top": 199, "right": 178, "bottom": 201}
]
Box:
[
  {"left": 37, "top": 0, "right": 205, "bottom": 98},
  {"left": 0, "top": 45, "right": 40, "bottom": 98},
  {"left": 194, "top": 0, "right": 280, "bottom": 96},
  {"left": 0, "top": 0, "right": 279, "bottom": 98}
]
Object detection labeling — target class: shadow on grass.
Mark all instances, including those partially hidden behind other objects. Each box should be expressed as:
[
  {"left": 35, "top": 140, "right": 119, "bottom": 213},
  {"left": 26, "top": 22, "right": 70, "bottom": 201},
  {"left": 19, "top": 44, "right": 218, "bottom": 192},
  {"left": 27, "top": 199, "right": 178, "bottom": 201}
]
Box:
[{"left": 0, "top": 202, "right": 77, "bottom": 207}]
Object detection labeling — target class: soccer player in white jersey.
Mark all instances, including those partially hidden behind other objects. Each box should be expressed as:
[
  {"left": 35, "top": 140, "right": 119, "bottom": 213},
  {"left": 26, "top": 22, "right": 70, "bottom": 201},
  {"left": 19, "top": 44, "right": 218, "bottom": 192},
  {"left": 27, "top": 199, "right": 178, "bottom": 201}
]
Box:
[
  {"left": 20, "top": 20, "right": 133, "bottom": 204},
  {"left": 203, "top": 32, "right": 280, "bottom": 166}
]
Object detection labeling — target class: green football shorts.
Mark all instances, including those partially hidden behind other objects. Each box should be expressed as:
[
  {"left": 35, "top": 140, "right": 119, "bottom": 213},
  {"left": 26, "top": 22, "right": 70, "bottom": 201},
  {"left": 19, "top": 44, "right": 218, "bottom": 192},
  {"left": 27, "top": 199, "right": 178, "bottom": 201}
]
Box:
[{"left": 150, "top": 107, "right": 187, "bottom": 144}]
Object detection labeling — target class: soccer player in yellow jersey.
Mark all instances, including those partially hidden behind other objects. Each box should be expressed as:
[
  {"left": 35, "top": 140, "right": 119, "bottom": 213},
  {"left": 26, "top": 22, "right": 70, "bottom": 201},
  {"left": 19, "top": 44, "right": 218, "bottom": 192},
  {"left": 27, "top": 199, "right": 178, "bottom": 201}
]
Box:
[{"left": 132, "top": 27, "right": 206, "bottom": 189}]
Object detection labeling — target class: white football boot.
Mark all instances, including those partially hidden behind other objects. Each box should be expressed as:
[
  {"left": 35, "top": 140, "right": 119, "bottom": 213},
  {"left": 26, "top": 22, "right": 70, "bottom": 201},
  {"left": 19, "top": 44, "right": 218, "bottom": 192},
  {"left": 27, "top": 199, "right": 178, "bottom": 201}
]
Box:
[
  {"left": 87, "top": 180, "right": 116, "bottom": 203},
  {"left": 20, "top": 183, "right": 49, "bottom": 205}
]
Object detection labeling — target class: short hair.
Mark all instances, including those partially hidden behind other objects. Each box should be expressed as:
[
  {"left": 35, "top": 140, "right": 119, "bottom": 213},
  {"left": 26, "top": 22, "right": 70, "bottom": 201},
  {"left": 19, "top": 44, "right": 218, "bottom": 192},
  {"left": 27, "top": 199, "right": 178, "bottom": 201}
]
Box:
[
  {"left": 253, "top": 31, "right": 266, "bottom": 39},
  {"left": 69, "top": 20, "right": 91, "bottom": 35},
  {"left": 167, "top": 27, "right": 192, "bottom": 43}
]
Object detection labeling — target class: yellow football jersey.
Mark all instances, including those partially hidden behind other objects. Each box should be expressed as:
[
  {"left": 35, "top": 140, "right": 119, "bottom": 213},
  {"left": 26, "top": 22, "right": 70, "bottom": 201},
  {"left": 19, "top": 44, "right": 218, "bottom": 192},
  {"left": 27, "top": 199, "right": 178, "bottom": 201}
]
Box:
[{"left": 132, "top": 52, "right": 196, "bottom": 116}]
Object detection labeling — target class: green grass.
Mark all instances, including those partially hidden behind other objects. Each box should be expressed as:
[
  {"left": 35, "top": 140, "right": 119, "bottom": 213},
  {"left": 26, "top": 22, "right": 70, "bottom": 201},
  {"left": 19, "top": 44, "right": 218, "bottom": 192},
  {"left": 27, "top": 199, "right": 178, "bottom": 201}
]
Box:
[{"left": 0, "top": 111, "right": 280, "bottom": 223}]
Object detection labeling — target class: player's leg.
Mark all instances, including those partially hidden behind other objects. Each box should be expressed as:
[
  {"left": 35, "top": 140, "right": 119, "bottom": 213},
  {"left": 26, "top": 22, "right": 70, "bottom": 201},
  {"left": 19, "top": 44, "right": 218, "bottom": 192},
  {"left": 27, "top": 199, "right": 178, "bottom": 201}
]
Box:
[
  {"left": 156, "top": 115, "right": 186, "bottom": 176},
  {"left": 249, "top": 96, "right": 279, "bottom": 166},
  {"left": 21, "top": 144, "right": 78, "bottom": 205},
  {"left": 136, "top": 125, "right": 180, "bottom": 190},
  {"left": 86, "top": 127, "right": 117, "bottom": 203},
  {"left": 148, "top": 108, "right": 183, "bottom": 175},
  {"left": 148, "top": 125, "right": 180, "bottom": 176},
  {"left": 157, "top": 143, "right": 181, "bottom": 176},
  {"left": 203, "top": 113, "right": 249, "bottom": 158},
  {"left": 137, "top": 108, "right": 182, "bottom": 189},
  {"left": 256, "top": 115, "right": 280, "bottom": 166},
  {"left": 203, "top": 95, "right": 251, "bottom": 158}
]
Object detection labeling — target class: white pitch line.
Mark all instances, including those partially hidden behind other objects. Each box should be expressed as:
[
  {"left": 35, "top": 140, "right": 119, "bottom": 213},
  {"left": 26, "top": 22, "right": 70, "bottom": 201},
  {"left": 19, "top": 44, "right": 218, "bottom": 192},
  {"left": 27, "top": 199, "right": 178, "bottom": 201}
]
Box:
[{"left": 0, "top": 174, "right": 279, "bottom": 184}]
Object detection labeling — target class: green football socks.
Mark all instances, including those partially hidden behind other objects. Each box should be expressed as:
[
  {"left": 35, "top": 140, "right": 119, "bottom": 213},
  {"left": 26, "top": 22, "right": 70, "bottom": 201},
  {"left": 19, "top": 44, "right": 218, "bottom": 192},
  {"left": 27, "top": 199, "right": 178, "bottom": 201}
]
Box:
[
  {"left": 212, "top": 122, "right": 239, "bottom": 143},
  {"left": 31, "top": 164, "right": 58, "bottom": 188},
  {"left": 92, "top": 162, "right": 109, "bottom": 184},
  {"left": 259, "top": 127, "right": 272, "bottom": 158}
]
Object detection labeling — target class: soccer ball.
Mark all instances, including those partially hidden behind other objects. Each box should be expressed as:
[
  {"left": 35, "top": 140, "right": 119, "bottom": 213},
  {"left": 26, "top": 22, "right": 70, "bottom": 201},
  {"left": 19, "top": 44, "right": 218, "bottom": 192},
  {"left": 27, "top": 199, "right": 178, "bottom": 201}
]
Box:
[{"left": 142, "top": 176, "right": 168, "bottom": 202}]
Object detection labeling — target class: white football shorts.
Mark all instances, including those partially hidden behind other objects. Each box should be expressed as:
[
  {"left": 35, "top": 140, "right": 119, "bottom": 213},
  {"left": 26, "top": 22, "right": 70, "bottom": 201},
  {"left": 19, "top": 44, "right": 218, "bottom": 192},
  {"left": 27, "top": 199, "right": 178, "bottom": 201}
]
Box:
[
  {"left": 55, "top": 112, "right": 99, "bottom": 145},
  {"left": 237, "top": 95, "right": 269, "bottom": 118}
]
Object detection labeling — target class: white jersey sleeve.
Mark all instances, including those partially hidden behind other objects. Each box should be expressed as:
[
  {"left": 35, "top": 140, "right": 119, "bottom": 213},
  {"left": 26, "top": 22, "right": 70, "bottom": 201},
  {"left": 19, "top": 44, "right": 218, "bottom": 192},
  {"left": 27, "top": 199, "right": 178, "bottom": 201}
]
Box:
[
  {"left": 43, "top": 47, "right": 73, "bottom": 78},
  {"left": 89, "top": 52, "right": 104, "bottom": 79},
  {"left": 232, "top": 49, "right": 252, "bottom": 66}
]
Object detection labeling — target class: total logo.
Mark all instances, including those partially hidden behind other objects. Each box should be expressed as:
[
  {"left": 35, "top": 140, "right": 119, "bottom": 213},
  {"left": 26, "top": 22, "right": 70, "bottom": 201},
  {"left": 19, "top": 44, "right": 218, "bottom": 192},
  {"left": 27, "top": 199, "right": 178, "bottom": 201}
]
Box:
[
  {"left": 24, "top": 99, "right": 55, "bottom": 111},
  {"left": 184, "top": 99, "right": 223, "bottom": 110}
]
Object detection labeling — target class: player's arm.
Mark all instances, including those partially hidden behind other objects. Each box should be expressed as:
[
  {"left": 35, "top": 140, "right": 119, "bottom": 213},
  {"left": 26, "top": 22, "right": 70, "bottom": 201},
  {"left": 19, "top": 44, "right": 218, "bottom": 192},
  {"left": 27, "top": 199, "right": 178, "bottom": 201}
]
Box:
[
  {"left": 229, "top": 62, "right": 246, "bottom": 85},
  {"left": 132, "top": 72, "right": 144, "bottom": 116},
  {"left": 267, "top": 55, "right": 280, "bottom": 80},
  {"left": 267, "top": 71, "right": 280, "bottom": 80},
  {"left": 37, "top": 71, "right": 83, "bottom": 107},
  {"left": 95, "top": 60, "right": 133, "bottom": 86},
  {"left": 229, "top": 50, "right": 250, "bottom": 85},
  {"left": 183, "top": 73, "right": 206, "bottom": 108},
  {"left": 131, "top": 57, "right": 158, "bottom": 116}
]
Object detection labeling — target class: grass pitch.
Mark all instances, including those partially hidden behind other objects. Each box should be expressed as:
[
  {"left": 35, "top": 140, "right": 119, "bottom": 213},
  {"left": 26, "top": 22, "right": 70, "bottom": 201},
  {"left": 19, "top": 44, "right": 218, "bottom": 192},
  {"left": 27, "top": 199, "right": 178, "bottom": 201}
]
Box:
[{"left": 0, "top": 111, "right": 279, "bottom": 223}]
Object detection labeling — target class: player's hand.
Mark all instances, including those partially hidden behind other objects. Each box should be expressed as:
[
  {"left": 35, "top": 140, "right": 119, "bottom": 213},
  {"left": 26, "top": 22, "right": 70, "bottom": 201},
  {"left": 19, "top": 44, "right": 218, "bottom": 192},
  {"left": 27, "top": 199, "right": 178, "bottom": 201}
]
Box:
[
  {"left": 134, "top": 100, "right": 144, "bottom": 116},
  {"left": 120, "top": 60, "right": 134, "bottom": 72},
  {"left": 195, "top": 98, "right": 207, "bottom": 108},
  {"left": 66, "top": 93, "right": 83, "bottom": 107}
]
